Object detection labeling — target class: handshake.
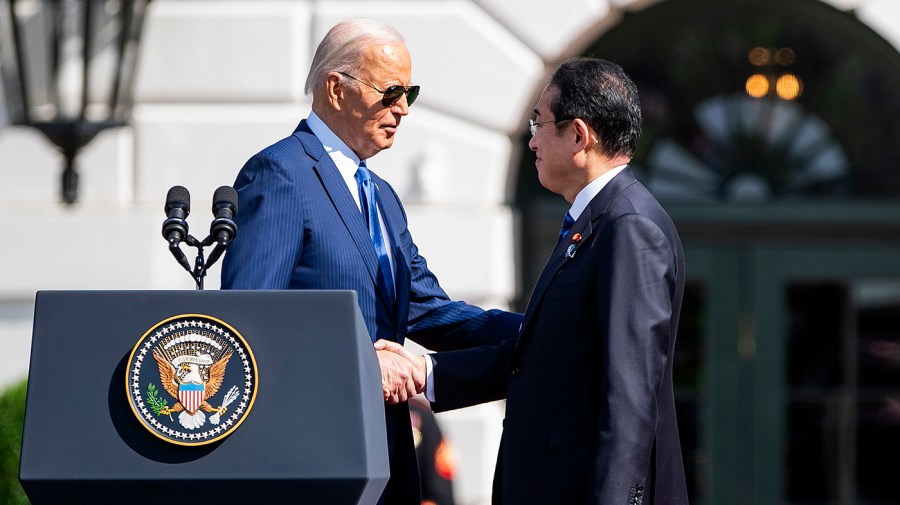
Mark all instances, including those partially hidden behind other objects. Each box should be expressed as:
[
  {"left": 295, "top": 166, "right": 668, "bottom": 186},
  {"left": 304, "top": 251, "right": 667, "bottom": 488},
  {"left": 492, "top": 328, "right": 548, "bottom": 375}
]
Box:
[{"left": 374, "top": 340, "right": 426, "bottom": 404}]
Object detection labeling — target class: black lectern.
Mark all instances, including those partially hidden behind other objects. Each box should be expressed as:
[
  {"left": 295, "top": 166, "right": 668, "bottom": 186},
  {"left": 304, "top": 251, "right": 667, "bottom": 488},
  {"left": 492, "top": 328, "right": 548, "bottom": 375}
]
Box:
[{"left": 20, "top": 290, "right": 389, "bottom": 504}]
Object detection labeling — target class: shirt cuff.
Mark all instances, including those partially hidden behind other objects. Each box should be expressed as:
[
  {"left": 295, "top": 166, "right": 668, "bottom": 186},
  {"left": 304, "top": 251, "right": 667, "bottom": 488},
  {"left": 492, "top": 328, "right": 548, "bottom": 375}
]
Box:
[{"left": 424, "top": 354, "right": 435, "bottom": 403}]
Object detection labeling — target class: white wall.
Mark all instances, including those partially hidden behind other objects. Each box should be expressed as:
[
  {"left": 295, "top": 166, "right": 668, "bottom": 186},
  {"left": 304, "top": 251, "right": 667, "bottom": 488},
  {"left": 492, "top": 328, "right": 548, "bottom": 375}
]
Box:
[{"left": 2, "top": 0, "right": 898, "bottom": 503}]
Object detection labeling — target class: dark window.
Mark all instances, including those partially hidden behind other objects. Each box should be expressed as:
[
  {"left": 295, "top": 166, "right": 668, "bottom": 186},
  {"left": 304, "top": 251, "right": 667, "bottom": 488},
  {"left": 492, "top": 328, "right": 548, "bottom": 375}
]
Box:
[{"left": 582, "top": 0, "right": 900, "bottom": 202}]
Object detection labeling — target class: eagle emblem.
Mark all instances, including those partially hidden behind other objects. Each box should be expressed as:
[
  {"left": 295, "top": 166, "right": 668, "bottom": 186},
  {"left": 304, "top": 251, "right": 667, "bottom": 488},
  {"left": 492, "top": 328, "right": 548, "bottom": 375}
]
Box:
[
  {"left": 153, "top": 347, "right": 232, "bottom": 430},
  {"left": 126, "top": 314, "right": 258, "bottom": 446}
]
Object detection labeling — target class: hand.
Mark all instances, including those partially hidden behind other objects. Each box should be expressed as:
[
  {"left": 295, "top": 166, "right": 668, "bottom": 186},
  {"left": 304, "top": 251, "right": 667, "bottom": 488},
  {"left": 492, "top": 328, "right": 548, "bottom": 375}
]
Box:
[
  {"left": 376, "top": 350, "right": 417, "bottom": 404},
  {"left": 374, "top": 340, "right": 426, "bottom": 404}
]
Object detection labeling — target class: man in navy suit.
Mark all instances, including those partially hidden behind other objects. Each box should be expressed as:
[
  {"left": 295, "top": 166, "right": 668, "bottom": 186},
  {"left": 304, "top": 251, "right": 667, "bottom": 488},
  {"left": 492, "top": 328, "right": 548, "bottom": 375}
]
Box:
[
  {"left": 380, "top": 57, "right": 689, "bottom": 504},
  {"left": 220, "top": 18, "right": 521, "bottom": 505}
]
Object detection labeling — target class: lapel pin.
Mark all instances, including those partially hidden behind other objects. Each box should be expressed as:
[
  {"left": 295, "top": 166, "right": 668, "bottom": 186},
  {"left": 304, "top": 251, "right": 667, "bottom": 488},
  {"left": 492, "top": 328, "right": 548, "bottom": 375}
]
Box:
[{"left": 565, "top": 233, "right": 582, "bottom": 259}]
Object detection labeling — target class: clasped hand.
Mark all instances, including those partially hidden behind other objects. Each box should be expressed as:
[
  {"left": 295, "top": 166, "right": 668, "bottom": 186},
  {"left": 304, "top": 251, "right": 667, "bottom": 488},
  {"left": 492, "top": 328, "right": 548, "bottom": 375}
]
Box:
[{"left": 374, "top": 340, "right": 426, "bottom": 404}]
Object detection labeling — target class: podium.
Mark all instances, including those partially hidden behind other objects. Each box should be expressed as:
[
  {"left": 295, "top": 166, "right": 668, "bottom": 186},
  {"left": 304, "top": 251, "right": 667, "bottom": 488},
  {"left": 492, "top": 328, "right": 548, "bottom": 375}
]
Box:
[{"left": 19, "top": 290, "right": 389, "bottom": 504}]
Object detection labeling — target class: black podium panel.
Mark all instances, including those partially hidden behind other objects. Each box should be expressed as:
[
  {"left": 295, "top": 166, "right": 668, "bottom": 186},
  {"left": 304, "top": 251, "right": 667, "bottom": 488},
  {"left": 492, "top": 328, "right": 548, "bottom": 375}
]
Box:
[{"left": 20, "top": 290, "right": 388, "bottom": 505}]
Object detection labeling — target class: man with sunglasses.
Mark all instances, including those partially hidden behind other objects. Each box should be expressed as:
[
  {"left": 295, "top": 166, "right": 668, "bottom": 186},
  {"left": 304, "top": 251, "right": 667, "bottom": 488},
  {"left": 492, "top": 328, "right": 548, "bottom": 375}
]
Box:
[
  {"left": 221, "top": 18, "right": 521, "bottom": 505},
  {"left": 379, "top": 57, "right": 689, "bottom": 504}
]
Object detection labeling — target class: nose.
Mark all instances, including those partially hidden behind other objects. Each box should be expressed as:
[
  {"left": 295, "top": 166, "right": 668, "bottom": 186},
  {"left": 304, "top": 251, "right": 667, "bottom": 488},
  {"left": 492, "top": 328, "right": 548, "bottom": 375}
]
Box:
[
  {"left": 391, "top": 95, "right": 410, "bottom": 116},
  {"left": 528, "top": 134, "right": 537, "bottom": 151}
]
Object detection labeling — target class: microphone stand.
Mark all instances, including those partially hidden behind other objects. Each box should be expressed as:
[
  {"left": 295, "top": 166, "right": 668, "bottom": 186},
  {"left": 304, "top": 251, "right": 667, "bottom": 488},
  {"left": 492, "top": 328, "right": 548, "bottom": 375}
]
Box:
[{"left": 172, "top": 233, "right": 230, "bottom": 290}]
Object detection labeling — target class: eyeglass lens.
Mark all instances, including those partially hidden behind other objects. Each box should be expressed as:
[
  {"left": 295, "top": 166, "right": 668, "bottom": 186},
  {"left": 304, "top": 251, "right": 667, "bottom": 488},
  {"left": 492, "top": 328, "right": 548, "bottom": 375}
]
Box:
[{"left": 382, "top": 85, "right": 420, "bottom": 107}]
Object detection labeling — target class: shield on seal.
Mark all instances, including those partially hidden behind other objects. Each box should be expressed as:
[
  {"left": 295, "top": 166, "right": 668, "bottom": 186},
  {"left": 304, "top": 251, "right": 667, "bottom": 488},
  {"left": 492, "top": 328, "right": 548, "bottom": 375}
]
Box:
[{"left": 179, "top": 382, "right": 205, "bottom": 414}]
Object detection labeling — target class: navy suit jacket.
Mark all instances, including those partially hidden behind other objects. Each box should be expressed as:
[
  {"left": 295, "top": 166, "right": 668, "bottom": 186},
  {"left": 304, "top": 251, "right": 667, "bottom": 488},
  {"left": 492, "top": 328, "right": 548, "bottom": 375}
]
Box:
[
  {"left": 221, "top": 120, "right": 522, "bottom": 504},
  {"left": 431, "top": 168, "right": 689, "bottom": 505}
]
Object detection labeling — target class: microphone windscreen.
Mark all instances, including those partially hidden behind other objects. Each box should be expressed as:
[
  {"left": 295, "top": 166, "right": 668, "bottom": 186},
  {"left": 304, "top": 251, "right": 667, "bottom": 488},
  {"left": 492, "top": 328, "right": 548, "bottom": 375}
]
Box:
[
  {"left": 212, "top": 186, "right": 238, "bottom": 215},
  {"left": 165, "top": 185, "right": 191, "bottom": 213}
]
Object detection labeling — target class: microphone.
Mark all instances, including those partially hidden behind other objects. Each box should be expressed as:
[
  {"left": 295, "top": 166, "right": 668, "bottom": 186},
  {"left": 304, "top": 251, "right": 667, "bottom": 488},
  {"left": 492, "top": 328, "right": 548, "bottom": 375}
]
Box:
[
  {"left": 204, "top": 186, "right": 239, "bottom": 270},
  {"left": 162, "top": 186, "right": 192, "bottom": 275},
  {"left": 162, "top": 185, "right": 191, "bottom": 246},
  {"left": 160, "top": 185, "right": 237, "bottom": 288},
  {"left": 210, "top": 186, "right": 238, "bottom": 246}
]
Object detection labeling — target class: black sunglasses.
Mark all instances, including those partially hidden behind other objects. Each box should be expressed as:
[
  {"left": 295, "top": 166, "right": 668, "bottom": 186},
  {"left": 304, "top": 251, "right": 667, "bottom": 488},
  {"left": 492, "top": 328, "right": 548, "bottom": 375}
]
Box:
[{"left": 339, "top": 72, "right": 420, "bottom": 107}]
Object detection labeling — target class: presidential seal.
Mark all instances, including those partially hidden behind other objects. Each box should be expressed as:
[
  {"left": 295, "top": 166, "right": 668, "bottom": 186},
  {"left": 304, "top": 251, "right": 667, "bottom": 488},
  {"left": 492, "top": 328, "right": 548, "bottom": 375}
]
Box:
[{"left": 126, "top": 314, "right": 258, "bottom": 446}]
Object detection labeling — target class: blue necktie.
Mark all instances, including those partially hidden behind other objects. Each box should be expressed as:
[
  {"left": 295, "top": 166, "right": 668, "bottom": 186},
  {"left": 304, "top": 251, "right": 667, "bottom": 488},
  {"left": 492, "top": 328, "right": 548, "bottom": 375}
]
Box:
[
  {"left": 355, "top": 162, "right": 395, "bottom": 304},
  {"left": 558, "top": 212, "right": 576, "bottom": 245}
]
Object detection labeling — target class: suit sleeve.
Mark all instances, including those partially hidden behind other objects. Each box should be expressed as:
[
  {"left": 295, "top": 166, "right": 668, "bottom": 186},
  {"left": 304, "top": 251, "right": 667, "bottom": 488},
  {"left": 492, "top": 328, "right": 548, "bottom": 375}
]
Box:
[
  {"left": 366, "top": 178, "right": 521, "bottom": 410},
  {"left": 221, "top": 152, "right": 304, "bottom": 289},
  {"left": 590, "top": 213, "right": 677, "bottom": 503},
  {"left": 405, "top": 237, "right": 522, "bottom": 351},
  {"left": 427, "top": 337, "right": 517, "bottom": 412},
  {"left": 374, "top": 180, "right": 522, "bottom": 351}
]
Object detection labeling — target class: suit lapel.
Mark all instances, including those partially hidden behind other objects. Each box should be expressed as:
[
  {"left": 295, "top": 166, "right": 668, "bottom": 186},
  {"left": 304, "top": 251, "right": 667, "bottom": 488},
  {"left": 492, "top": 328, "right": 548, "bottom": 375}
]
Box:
[
  {"left": 292, "top": 123, "right": 393, "bottom": 313},
  {"left": 518, "top": 168, "right": 641, "bottom": 339},
  {"left": 519, "top": 211, "right": 594, "bottom": 332}
]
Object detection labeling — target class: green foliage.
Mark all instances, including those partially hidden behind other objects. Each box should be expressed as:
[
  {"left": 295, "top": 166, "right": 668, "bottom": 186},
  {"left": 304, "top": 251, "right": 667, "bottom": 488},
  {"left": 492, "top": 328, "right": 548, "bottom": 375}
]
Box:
[
  {"left": 0, "top": 379, "right": 30, "bottom": 505},
  {"left": 146, "top": 383, "right": 168, "bottom": 415}
]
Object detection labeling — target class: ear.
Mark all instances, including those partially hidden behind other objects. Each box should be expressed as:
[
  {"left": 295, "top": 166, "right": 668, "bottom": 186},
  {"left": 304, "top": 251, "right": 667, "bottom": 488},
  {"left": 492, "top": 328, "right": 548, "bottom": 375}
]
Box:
[
  {"left": 571, "top": 118, "right": 593, "bottom": 153},
  {"left": 325, "top": 72, "right": 345, "bottom": 110}
]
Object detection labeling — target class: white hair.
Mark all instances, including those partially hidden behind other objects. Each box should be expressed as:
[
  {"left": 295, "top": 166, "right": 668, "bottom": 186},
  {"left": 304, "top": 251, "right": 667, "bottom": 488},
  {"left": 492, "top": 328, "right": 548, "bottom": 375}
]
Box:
[{"left": 304, "top": 18, "right": 406, "bottom": 95}]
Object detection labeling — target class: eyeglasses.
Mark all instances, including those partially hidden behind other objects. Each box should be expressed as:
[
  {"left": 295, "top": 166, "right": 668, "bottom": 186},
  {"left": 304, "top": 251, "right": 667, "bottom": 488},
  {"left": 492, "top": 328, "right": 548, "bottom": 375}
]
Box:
[
  {"left": 339, "top": 72, "right": 420, "bottom": 107},
  {"left": 528, "top": 118, "right": 572, "bottom": 136}
]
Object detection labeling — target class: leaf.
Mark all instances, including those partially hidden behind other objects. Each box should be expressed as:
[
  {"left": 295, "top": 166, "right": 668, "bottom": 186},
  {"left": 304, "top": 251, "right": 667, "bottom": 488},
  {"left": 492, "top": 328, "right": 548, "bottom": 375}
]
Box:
[{"left": 146, "top": 383, "right": 169, "bottom": 415}]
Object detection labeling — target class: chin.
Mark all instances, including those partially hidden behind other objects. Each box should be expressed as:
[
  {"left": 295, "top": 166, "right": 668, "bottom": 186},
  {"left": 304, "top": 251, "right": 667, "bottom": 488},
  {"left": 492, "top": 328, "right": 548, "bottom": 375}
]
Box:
[
  {"left": 536, "top": 173, "right": 554, "bottom": 192},
  {"left": 377, "top": 137, "right": 395, "bottom": 152}
]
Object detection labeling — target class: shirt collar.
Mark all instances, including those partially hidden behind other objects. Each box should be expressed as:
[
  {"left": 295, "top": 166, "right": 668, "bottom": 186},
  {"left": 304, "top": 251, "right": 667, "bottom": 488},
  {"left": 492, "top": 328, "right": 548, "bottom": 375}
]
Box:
[
  {"left": 306, "top": 110, "right": 362, "bottom": 174},
  {"left": 306, "top": 111, "right": 365, "bottom": 208},
  {"left": 568, "top": 164, "right": 627, "bottom": 220}
]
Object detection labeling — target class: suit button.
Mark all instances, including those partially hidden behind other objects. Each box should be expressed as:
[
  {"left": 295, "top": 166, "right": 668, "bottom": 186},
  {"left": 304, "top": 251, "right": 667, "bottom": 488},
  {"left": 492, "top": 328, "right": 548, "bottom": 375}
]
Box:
[{"left": 511, "top": 367, "right": 520, "bottom": 377}]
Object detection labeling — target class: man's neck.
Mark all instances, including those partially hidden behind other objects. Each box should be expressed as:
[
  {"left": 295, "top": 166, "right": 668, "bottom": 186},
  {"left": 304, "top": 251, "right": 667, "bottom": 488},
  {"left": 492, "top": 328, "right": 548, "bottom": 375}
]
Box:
[
  {"left": 564, "top": 153, "right": 629, "bottom": 203},
  {"left": 311, "top": 103, "right": 339, "bottom": 139},
  {"left": 566, "top": 164, "right": 628, "bottom": 219},
  {"left": 584, "top": 152, "right": 630, "bottom": 181}
]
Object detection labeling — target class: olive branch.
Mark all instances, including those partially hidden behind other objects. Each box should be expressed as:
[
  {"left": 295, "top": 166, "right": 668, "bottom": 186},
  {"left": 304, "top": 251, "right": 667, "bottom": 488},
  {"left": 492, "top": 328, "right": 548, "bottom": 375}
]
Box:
[{"left": 146, "top": 383, "right": 169, "bottom": 416}]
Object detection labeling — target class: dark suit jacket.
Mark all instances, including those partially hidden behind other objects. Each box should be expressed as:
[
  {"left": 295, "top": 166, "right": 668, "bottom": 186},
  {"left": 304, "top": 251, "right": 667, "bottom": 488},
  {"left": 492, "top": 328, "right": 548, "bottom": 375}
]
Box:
[
  {"left": 221, "top": 120, "right": 522, "bottom": 505},
  {"left": 431, "top": 168, "right": 689, "bottom": 505}
]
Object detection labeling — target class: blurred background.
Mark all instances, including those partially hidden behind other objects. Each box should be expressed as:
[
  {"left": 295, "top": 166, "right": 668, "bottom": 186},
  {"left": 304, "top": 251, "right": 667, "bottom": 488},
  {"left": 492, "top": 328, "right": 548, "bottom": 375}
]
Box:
[{"left": 2, "top": 0, "right": 900, "bottom": 504}]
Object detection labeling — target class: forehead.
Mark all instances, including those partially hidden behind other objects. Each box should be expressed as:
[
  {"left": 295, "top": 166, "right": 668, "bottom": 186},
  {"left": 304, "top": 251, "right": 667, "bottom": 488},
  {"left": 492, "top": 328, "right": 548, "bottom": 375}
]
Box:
[{"left": 359, "top": 42, "right": 412, "bottom": 82}]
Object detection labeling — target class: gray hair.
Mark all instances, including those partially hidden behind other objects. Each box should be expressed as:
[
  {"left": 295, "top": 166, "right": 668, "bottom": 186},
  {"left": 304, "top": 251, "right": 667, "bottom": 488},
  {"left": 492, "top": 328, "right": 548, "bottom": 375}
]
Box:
[{"left": 304, "top": 18, "right": 406, "bottom": 95}]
